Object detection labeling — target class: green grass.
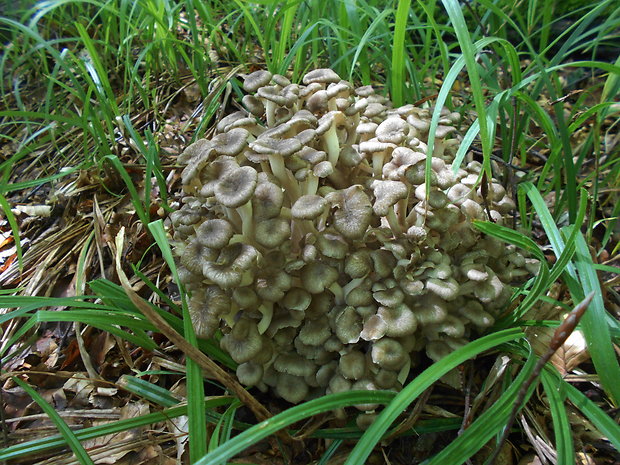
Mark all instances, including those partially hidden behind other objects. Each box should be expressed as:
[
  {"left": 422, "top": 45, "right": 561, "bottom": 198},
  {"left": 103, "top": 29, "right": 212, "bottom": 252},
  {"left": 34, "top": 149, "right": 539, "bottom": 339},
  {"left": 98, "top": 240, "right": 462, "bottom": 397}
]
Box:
[{"left": 1, "top": 0, "right": 619, "bottom": 463}]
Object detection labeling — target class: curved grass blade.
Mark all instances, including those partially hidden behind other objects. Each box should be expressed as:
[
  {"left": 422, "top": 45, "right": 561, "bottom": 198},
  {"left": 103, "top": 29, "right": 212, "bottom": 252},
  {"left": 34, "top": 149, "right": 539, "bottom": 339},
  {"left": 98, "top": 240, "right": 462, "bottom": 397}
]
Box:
[
  {"left": 540, "top": 370, "right": 574, "bottom": 465},
  {"left": 196, "top": 390, "right": 396, "bottom": 465},
  {"left": 427, "top": 352, "right": 537, "bottom": 465},
  {"left": 391, "top": 0, "right": 412, "bottom": 107},
  {"left": 345, "top": 328, "right": 524, "bottom": 464},
  {"left": 0, "top": 398, "right": 233, "bottom": 462},
  {"left": 12, "top": 377, "right": 95, "bottom": 465},
  {"left": 522, "top": 183, "right": 620, "bottom": 404}
]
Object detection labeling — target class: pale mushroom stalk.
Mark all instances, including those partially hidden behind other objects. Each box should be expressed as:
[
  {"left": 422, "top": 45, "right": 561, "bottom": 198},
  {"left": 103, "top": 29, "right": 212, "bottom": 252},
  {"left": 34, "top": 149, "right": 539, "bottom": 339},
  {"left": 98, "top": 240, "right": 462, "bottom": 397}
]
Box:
[
  {"left": 323, "top": 124, "right": 341, "bottom": 167},
  {"left": 257, "top": 302, "right": 274, "bottom": 334}
]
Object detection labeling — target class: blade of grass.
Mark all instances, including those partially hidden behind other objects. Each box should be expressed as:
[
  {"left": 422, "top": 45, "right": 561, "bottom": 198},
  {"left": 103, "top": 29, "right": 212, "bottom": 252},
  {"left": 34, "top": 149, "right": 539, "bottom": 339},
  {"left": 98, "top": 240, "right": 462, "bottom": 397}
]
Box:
[
  {"left": 12, "top": 377, "right": 95, "bottom": 465},
  {"left": 0, "top": 398, "right": 233, "bottom": 461},
  {"left": 427, "top": 351, "right": 537, "bottom": 465},
  {"left": 196, "top": 390, "right": 396, "bottom": 465},
  {"left": 391, "top": 0, "right": 412, "bottom": 107},
  {"left": 345, "top": 328, "right": 524, "bottom": 464},
  {"left": 144, "top": 220, "right": 206, "bottom": 460},
  {"left": 540, "top": 370, "right": 574, "bottom": 465},
  {"left": 522, "top": 182, "right": 620, "bottom": 404}
]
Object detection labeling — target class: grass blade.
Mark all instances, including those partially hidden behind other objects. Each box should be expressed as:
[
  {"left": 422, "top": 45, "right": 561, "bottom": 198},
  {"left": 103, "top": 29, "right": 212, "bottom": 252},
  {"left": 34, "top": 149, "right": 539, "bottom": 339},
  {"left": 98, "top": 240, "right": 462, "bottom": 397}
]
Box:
[
  {"left": 12, "top": 377, "right": 95, "bottom": 465},
  {"left": 345, "top": 328, "right": 524, "bottom": 464},
  {"left": 196, "top": 390, "right": 397, "bottom": 465},
  {"left": 391, "top": 0, "right": 412, "bottom": 107}
]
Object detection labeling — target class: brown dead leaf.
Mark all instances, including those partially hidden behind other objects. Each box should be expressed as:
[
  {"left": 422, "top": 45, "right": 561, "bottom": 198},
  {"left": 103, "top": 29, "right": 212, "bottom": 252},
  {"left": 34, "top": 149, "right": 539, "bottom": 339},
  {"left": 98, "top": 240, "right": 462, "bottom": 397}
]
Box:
[
  {"left": 530, "top": 326, "right": 590, "bottom": 375},
  {"left": 549, "top": 330, "right": 590, "bottom": 376}
]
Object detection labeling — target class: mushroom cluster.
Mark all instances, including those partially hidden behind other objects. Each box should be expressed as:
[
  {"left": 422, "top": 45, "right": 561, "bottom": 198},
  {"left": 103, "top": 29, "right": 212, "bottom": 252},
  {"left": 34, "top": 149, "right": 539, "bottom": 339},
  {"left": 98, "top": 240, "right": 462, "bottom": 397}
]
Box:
[{"left": 171, "top": 69, "right": 537, "bottom": 408}]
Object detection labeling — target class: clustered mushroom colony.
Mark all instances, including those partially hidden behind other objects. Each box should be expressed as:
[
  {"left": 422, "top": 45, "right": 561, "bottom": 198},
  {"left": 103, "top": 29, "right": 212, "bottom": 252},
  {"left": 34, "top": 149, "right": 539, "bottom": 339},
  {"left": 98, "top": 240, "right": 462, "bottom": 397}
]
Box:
[{"left": 171, "top": 69, "right": 537, "bottom": 413}]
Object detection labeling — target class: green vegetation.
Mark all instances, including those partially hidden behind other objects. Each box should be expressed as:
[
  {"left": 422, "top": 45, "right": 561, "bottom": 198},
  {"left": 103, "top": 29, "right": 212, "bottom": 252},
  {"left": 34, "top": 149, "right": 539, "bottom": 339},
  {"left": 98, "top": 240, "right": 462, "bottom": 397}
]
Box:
[{"left": 0, "top": 0, "right": 618, "bottom": 463}]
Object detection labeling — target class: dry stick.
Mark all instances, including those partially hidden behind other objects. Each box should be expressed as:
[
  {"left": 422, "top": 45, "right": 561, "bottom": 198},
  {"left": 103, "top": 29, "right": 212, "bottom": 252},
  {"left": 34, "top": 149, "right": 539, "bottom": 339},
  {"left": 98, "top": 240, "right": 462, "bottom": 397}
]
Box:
[
  {"left": 112, "top": 228, "right": 273, "bottom": 425},
  {"left": 486, "top": 291, "right": 595, "bottom": 465}
]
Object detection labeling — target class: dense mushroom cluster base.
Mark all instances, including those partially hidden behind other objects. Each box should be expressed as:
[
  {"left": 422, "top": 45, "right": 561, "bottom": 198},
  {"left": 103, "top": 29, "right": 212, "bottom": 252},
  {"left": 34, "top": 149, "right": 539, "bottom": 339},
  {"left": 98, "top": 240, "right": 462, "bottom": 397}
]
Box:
[{"left": 171, "top": 69, "right": 537, "bottom": 419}]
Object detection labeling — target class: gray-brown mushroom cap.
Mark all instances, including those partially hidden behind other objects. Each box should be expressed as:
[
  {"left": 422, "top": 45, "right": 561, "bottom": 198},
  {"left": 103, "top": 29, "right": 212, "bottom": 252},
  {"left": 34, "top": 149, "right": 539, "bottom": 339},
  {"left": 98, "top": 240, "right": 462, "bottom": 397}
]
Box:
[
  {"left": 210, "top": 128, "right": 250, "bottom": 156},
  {"left": 371, "top": 180, "right": 408, "bottom": 216},
  {"left": 300, "top": 262, "right": 338, "bottom": 294},
  {"left": 303, "top": 68, "right": 341, "bottom": 85},
  {"left": 376, "top": 116, "right": 408, "bottom": 144},
  {"left": 243, "top": 70, "right": 272, "bottom": 92},
  {"left": 291, "top": 195, "right": 327, "bottom": 220},
  {"left": 220, "top": 319, "right": 263, "bottom": 363},
  {"left": 252, "top": 180, "right": 283, "bottom": 220},
  {"left": 254, "top": 217, "right": 291, "bottom": 248},
  {"left": 325, "top": 185, "right": 373, "bottom": 240},
  {"left": 215, "top": 166, "right": 258, "bottom": 208},
  {"left": 196, "top": 219, "right": 234, "bottom": 249}
]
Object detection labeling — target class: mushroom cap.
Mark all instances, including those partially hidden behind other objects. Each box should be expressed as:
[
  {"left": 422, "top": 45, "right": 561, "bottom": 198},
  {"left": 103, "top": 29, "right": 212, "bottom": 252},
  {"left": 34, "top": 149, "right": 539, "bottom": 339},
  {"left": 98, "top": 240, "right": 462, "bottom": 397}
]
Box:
[
  {"left": 317, "top": 231, "right": 349, "bottom": 259},
  {"left": 220, "top": 319, "right": 263, "bottom": 363},
  {"left": 303, "top": 68, "right": 341, "bottom": 85},
  {"left": 243, "top": 70, "right": 273, "bottom": 92},
  {"left": 196, "top": 219, "right": 234, "bottom": 249},
  {"left": 242, "top": 94, "right": 265, "bottom": 116},
  {"left": 298, "top": 319, "right": 331, "bottom": 346},
  {"left": 274, "top": 353, "right": 315, "bottom": 377},
  {"left": 339, "top": 350, "right": 366, "bottom": 380},
  {"left": 325, "top": 186, "right": 373, "bottom": 240},
  {"left": 360, "top": 314, "right": 387, "bottom": 341},
  {"left": 377, "top": 303, "right": 418, "bottom": 337},
  {"left": 254, "top": 217, "right": 291, "bottom": 248},
  {"left": 236, "top": 362, "right": 263, "bottom": 386},
  {"left": 291, "top": 195, "right": 327, "bottom": 220},
  {"left": 203, "top": 242, "right": 258, "bottom": 288},
  {"left": 375, "top": 116, "right": 408, "bottom": 144},
  {"left": 215, "top": 166, "right": 258, "bottom": 208},
  {"left": 370, "top": 180, "right": 408, "bottom": 216},
  {"left": 334, "top": 306, "right": 362, "bottom": 344},
  {"left": 300, "top": 262, "right": 338, "bottom": 294},
  {"left": 282, "top": 287, "right": 312, "bottom": 312},
  {"left": 344, "top": 250, "right": 372, "bottom": 278},
  {"left": 276, "top": 373, "right": 309, "bottom": 403},
  {"left": 371, "top": 338, "right": 407, "bottom": 370},
  {"left": 252, "top": 180, "right": 284, "bottom": 219},
  {"left": 250, "top": 137, "right": 302, "bottom": 156},
  {"left": 257, "top": 85, "right": 297, "bottom": 107},
  {"left": 211, "top": 128, "right": 250, "bottom": 156},
  {"left": 188, "top": 285, "right": 230, "bottom": 339}
]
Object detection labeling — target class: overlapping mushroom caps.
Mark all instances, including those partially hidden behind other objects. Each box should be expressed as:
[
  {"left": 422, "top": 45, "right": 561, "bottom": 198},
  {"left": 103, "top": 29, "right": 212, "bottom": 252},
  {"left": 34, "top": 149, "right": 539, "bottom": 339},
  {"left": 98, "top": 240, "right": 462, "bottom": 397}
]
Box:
[{"left": 171, "top": 69, "right": 538, "bottom": 408}]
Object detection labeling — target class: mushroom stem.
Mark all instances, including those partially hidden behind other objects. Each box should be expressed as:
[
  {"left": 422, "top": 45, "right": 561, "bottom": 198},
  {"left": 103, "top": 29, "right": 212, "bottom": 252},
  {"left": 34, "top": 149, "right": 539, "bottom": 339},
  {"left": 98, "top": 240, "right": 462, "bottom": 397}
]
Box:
[
  {"left": 304, "top": 173, "right": 319, "bottom": 196},
  {"left": 329, "top": 281, "right": 345, "bottom": 305},
  {"left": 237, "top": 200, "right": 254, "bottom": 238},
  {"left": 323, "top": 125, "right": 341, "bottom": 167},
  {"left": 265, "top": 100, "right": 276, "bottom": 127},
  {"left": 257, "top": 302, "right": 274, "bottom": 334},
  {"left": 372, "top": 152, "right": 387, "bottom": 178},
  {"left": 386, "top": 208, "right": 403, "bottom": 236},
  {"left": 343, "top": 277, "right": 367, "bottom": 299}
]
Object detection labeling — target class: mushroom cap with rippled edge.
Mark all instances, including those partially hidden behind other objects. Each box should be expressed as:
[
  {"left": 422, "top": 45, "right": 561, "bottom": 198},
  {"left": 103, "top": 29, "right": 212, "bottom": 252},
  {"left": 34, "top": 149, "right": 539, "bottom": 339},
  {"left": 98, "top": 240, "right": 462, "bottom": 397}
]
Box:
[
  {"left": 371, "top": 338, "right": 408, "bottom": 370},
  {"left": 300, "top": 262, "right": 338, "bottom": 294},
  {"left": 276, "top": 373, "right": 309, "bottom": 404},
  {"left": 303, "top": 68, "right": 341, "bottom": 85},
  {"left": 214, "top": 166, "right": 258, "bottom": 208},
  {"left": 370, "top": 180, "right": 408, "bottom": 216},
  {"left": 243, "top": 70, "right": 272, "bottom": 92},
  {"left": 339, "top": 350, "right": 366, "bottom": 380},
  {"left": 220, "top": 319, "right": 263, "bottom": 364},
  {"left": 236, "top": 362, "right": 264, "bottom": 387},
  {"left": 254, "top": 217, "right": 291, "bottom": 249},
  {"left": 195, "top": 219, "right": 234, "bottom": 250},
  {"left": 291, "top": 194, "right": 327, "bottom": 220},
  {"left": 325, "top": 186, "right": 373, "bottom": 240}
]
